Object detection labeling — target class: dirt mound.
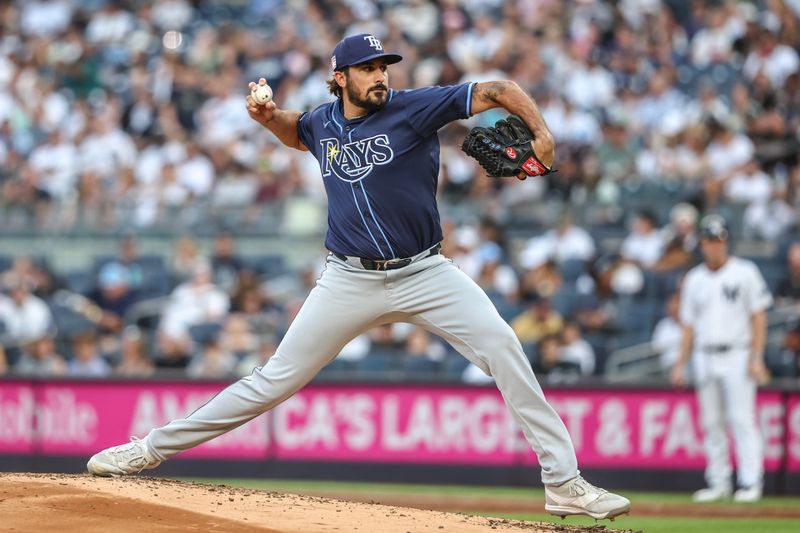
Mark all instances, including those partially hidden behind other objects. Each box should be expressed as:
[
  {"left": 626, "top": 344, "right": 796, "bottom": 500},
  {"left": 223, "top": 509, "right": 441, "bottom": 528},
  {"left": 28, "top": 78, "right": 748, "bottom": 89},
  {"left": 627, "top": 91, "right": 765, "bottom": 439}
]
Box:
[{"left": 0, "top": 473, "right": 624, "bottom": 533}]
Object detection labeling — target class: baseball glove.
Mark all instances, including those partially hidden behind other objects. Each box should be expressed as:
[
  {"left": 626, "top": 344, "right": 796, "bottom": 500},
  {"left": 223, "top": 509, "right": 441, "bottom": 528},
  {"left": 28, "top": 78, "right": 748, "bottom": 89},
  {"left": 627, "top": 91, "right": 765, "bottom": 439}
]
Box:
[{"left": 461, "top": 115, "right": 554, "bottom": 179}]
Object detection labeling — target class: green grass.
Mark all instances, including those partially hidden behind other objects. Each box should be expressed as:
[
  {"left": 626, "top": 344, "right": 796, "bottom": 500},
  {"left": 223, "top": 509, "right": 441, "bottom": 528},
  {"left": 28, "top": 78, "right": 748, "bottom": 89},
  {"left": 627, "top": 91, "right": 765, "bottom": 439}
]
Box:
[
  {"left": 497, "top": 513, "right": 800, "bottom": 533},
  {"left": 183, "top": 477, "right": 800, "bottom": 509},
  {"left": 179, "top": 478, "right": 800, "bottom": 533}
]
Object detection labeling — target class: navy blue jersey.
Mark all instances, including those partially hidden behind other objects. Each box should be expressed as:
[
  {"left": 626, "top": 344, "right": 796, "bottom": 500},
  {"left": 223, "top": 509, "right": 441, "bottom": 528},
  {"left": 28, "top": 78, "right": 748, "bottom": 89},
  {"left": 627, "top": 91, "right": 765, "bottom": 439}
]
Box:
[{"left": 297, "top": 83, "right": 475, "bottom": 259}]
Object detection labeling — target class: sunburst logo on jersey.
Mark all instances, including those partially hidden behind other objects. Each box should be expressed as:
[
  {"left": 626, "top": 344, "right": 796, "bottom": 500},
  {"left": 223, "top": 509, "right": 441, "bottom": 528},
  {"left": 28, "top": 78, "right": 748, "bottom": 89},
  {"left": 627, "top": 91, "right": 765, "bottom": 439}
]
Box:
[{"left": 327, "top": 143, "right": 340, "bottom": 163}]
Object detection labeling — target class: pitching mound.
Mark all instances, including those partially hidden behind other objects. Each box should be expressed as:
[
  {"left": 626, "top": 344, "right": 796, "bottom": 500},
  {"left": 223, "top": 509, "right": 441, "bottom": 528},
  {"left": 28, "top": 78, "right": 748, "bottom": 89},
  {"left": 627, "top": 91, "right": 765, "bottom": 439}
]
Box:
[{"left": 0, "top": 473, "right": 623, "bottom": 533}]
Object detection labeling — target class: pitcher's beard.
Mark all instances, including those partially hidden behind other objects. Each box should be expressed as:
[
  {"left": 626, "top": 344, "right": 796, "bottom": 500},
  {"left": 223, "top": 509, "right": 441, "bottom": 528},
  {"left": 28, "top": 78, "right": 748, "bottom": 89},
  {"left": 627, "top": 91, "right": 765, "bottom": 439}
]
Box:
[{"left": 347, "top": 84, "right": 388, "bottom": 113}]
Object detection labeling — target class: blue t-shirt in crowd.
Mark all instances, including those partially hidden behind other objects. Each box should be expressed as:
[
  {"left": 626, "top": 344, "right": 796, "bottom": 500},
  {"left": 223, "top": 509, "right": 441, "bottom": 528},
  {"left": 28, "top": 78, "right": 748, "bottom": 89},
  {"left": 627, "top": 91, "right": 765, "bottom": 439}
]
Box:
[{"left": 297, "top": 83, "right": 475, "bottom": 260}]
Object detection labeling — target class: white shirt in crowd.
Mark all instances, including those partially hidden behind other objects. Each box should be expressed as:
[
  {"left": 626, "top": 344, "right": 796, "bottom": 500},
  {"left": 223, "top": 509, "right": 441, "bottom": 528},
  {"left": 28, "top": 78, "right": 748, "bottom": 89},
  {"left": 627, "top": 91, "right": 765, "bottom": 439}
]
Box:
[
  {"left": 519, "top": 226, "right": 596, "bottom": 269},
  {"left": 621, "top": 230, "right": 664, "bottom": 268},
  {"left": 725, "top": 169, "right": 773, "bottom": 205},
  {"left": 560, "top": 339, "right": 595, "bottom": 375},
  {"left": 0, "top": 293, "right": 53, "bottom": 344},
  {"left": 28, "top": 140, "right": 79, "bottom": 199},
  {"left": 705, "top": 134, "right": 755, "bottom": 179},
  {"left": 743, "top": 44, "right": 800, "bottom": 88},
  {"left": 159, "top": 283, "right": 230, "bottom": 338},
  {"left": 652, "top": 315, "right": 683, "bottom": 370}
]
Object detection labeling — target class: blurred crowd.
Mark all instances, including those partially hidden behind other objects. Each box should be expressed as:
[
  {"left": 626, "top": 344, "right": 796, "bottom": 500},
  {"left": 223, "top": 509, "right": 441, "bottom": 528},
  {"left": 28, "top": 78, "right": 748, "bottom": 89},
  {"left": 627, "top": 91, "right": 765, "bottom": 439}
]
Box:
[{"left": 1, "top": 0, "right": 800, "bottom": 382}]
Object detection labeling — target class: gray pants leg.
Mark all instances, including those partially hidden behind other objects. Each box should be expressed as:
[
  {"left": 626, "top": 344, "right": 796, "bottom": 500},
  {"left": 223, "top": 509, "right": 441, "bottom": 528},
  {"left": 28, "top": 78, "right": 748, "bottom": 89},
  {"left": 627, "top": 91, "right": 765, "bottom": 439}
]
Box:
[
  {"left": 147, "top": 259, "right": 389, "bottom": 459},
  {"left": 389, "top": 255, "right": 578, "bottom": 485},
  {"left": 147, "top": 254, "right": 579, "bottom": 485}
]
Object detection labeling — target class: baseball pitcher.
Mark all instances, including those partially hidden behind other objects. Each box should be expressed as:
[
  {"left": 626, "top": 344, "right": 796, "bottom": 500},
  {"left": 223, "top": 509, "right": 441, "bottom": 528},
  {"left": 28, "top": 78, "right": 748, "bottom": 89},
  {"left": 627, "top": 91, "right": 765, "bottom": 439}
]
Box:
[{"left": 87, "top": 34, "right": 629, "bottom": 520}]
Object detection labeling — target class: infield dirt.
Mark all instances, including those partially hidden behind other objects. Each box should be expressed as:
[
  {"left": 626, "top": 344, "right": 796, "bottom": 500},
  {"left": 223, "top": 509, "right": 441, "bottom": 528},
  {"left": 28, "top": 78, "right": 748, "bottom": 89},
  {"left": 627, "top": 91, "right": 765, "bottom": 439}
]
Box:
[{"left": 0, "top": 473, "right": 627, "bottom": 533}]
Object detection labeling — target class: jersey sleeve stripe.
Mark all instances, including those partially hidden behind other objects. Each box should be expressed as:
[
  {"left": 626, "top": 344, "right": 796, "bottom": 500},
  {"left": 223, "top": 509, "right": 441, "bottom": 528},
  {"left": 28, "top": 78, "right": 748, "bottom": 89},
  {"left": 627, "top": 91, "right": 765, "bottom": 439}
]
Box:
[{"left": 466, "top": 82, "right": 476, "bottom": 117}]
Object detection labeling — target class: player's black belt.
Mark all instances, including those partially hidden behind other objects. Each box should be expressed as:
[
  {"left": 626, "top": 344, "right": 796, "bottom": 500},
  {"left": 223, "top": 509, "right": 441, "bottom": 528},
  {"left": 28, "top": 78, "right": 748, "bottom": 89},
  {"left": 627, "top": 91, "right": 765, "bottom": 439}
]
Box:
[
  {"left": 702, "top": 344, "right": 742, "bottom": 353},
  {"left": 332, "top": 243, "right": 441, "bottom": 271}
]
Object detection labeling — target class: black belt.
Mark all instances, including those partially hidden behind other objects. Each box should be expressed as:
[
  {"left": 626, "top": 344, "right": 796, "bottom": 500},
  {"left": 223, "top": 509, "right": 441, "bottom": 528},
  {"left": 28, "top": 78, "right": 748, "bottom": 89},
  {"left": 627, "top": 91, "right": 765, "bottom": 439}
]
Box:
[
  {"left": 702, "top": 344, "right": 736, "bottom": 353},
  {"left": 332, "top": 243, "right": 441, "bottom": 271}
]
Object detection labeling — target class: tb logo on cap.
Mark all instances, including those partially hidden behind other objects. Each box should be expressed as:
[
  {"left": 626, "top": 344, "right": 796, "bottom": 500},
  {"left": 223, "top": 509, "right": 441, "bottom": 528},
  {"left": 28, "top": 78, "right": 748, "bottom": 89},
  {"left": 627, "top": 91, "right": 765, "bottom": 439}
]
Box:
[{"left": 364, "top": 35, "right": 383, "bottom": 51}]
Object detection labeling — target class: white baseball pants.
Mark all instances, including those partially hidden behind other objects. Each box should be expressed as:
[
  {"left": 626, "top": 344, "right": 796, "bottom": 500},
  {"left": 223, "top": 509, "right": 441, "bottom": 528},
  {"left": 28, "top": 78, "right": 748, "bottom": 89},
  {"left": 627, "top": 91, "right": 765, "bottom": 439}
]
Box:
[
  {"left": 146, "top": 252, "right": 579, "bottom": 485},
  {"left": 695, "top": 349, "right": 763, "bottom": 489}
]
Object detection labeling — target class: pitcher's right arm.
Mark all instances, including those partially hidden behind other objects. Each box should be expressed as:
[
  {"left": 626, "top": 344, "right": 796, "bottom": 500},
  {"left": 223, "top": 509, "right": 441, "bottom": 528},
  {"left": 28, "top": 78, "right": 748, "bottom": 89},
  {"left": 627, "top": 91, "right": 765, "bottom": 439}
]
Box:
[{"left": 246, "top": 79, "right": 308, "bottom": 152}]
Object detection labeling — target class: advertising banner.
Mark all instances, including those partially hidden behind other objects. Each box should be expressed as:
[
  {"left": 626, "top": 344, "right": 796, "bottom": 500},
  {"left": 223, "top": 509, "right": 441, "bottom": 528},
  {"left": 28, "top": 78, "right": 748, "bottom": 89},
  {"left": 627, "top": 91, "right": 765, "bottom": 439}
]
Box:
[{"left": 0, "top": 380, "right": 796, "bottom": 471}]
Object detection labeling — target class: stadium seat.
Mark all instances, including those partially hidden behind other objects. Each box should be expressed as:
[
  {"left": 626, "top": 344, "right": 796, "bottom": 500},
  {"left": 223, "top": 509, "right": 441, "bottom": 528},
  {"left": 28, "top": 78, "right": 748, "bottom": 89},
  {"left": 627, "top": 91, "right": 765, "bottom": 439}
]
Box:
[
  {"left": 0, "top": 255, "right": 12, "bottom": 272},
  {"left": 353, "top": 350, "right": 399, "bottom": 373},
  {"left": 400, "top": 356, "right": 441, "bottom": 376},
  {"left": 318, "top": 357, "right": 357, "bottom": 376},
  {"left": 441, "top": 353, "right": 470, "bottom": 379},
  {"left": 188, "top": 322, "right": 223, "bottom": 345},
  {"left": 63, "top": 270, "right": 94, "bottom": 295},
  {"left": 245, "top": 254, "right": 286, "bottom": 279},
  {"left": 558, "top": 259, "right": 587, "bottom": 283},
  {"left": 50, "top": 304, "right": 95, "bottom": 340}
]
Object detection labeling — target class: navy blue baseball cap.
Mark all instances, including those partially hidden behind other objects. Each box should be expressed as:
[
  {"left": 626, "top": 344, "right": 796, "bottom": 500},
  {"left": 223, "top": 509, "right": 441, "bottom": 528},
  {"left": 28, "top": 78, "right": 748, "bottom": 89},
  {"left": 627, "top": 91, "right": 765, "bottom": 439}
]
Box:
[
  {"left": 699, "top": 214, "right": 729, "bottom": 240},
  {"left": 331, "top": 33, "right": 403, "bottom": 71}
]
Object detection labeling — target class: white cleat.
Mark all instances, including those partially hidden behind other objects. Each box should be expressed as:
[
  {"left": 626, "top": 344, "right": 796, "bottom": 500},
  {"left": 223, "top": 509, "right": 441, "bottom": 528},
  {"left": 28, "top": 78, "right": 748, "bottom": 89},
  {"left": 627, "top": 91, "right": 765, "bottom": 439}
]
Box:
[
  {"left": 544, "top": 475, "right": 631, "bottom": 520},
  {"left": 733, "top": 485, "right": 762, "bottom": 503},
  {"left": 692, "top": 485, "right": 732, "bottom": 503},
  {"left": 87, "top": 437, "right": 161, "bottom": 477}
]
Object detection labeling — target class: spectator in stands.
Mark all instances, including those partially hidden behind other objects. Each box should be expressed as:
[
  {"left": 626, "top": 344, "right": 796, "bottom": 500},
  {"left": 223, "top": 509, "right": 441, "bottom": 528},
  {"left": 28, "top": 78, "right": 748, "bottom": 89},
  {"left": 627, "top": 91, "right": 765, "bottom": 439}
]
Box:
[
  {"left": 776, "top": 242, "right": 800, "bottom": 302},
  {"left": 186, "top": 328, "right": 237, "bottom": 380},
  {"left": 237, "top": 334, "right": 278, "bottom": 376},
  {"left": 158, "top": 259, "right": 230, "bottom": 363},
  {"left": 0, "top": 348, "right": 6, "bottom": 375},
  {"left": 533, "top": 334, "right": 581, "bottom": 383},
  {"left": 723, "top": 159, "right": 773, "bottom": 207},
  {"left": 88, "top": 262, "right": 137, "bottom": 334},
  {"left": 519, "top": 259, "right": 564, "bottom": 300},
  {"left": 559, "top": 320, "right": 595, "bottom": 376},
  {"left": 474, "top": 241, "right": 519, "bottom": 301},
  {"left": 334, "top": 334, "right": 372, "bottom": 365},
  {"left": 652, "top": 292, "right": 684, "bottom": 373},
  {"left": 742, "top": 187, "right": 796, "bottom": 242},
  {"left": 405, "top": 327, "right": 446, "bottom": 363},
  {"left": 220, "top": 314, "right": 258, "bottom": 359},
  {"left": 690, "top": 4, "right": 740, "bottom": 68},
  {"left": 0, "top": 273, "right": 53, "bottom": 347},
  {"left": 67, "top": 330, "right": 110, "bottom": 377},
  {"left": 621, "top": 210, "right": 664, "bottom": 269},
  {"left": 449, "top": 225, "right": 482, "bottom": 280},
  {"left": 595, "top": 114, "right": 637, "bottom": 183},
  {"left": 743, "top": 24, "right": 800, "bottom": 89},
  {"left": 777, "top": 323, "right": 800, "bottom": 378},
  {"left": 14, "top": 335, "right": 67, "bottom": 376},
  {"left": 703, "top": 115, "right": 755, "bottom": 206},
  {"left": 230, "top": 272, "right": 283, "bottom": 336},
  {"left": 652, "top": 202, "right": 700, "bottom": 272},
  {"left": 110, "top": 236, "right": 144, "bottom": 290},
  {"left": 211, "top": 231, "right": 245, "bottom": 294},
  {"left": 171, "top": 235, "right": 202, "bottom": 281},
  {"left": 519, "top": 211, "right": 596, "bottom": 269},
  {"left": 2, "top": 257, "right": 42, "bottom": 293},
  {"left": 511, "top": 295, "right": 563, "bottom": 344},
  {"left": 114, "top": 326, "right": 154, "bottom": 378}
]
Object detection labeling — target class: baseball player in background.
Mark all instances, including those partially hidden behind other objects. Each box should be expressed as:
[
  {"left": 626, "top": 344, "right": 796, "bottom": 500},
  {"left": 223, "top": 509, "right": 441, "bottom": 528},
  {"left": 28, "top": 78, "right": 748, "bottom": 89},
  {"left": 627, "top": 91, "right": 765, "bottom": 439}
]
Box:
[
  {"left": 671, "top": 214, "right": 772, "bottom": 503},
  {"left": 87, "top": 34, "right": 630, "bottom": 520}
]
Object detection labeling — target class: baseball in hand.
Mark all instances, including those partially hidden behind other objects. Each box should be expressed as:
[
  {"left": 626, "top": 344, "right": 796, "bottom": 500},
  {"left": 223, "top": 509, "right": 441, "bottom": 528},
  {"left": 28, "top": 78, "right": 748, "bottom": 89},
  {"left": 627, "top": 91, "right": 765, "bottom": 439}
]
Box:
[{"left": 251, "top": 83, "right": 273, "bottom": 105}]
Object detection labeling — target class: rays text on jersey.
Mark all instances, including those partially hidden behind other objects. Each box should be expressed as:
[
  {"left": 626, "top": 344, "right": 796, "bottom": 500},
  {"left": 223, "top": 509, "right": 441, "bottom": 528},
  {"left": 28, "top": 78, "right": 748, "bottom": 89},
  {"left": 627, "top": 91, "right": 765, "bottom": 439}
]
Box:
[{"left": 320, "top": 134, "right": 394, "bottom": 182}]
